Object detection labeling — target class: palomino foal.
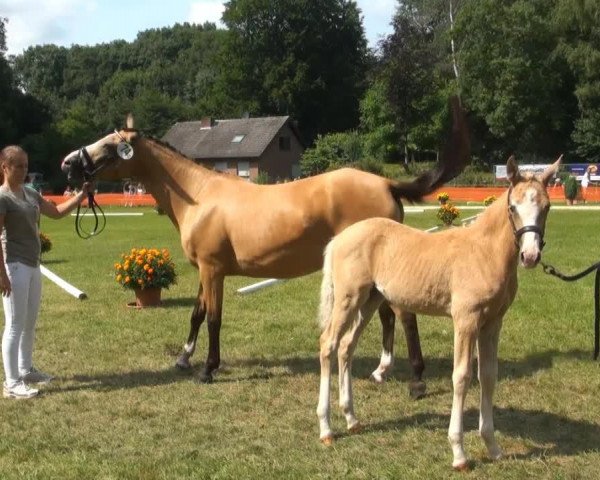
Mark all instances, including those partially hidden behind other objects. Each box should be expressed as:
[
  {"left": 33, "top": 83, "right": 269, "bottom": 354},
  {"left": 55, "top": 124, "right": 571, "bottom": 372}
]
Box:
[{"left": 316, "top": 156, "right": 560, "bottom": 469}]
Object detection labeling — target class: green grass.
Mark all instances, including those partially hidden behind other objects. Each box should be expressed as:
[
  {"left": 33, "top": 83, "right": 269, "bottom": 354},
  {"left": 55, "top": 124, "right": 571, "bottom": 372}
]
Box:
[{"left": 0, "top": 206, "right": 599, "bottom": 479}]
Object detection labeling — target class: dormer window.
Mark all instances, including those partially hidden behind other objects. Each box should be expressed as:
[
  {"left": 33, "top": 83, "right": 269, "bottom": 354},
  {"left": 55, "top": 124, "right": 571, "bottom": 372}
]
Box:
[{"left": 232, "top": 134, "right": 245, "bottom": 143}]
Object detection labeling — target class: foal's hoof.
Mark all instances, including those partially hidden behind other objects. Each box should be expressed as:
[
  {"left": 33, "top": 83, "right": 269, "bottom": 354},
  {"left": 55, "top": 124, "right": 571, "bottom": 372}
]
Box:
[
  {"left": 348, "top": 422, "right": 363, "bottom": 434},
  {"left": 409, "top": 380, "right": 427, "bottom": 400},
  {"left": 320, "top": 435, "right": 334, "bottom": 446},
  {"left": 369, "top": 371, "right": 385, "bottom": 384},
  {"left": 197, "top": 371, "right": 213, "bottom": 384},
  {"left": 452, "top": 460, "right": 472, "bottom": 472},
  {"left": 175, "top": 356, "right": 192, "bottom": 370}
]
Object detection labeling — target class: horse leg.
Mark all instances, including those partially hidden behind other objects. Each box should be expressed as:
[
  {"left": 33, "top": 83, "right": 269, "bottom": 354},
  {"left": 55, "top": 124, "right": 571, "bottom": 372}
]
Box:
[
  {"left": 448, "top": 320, "right": 478, "bottom": 471},
  {"left": 198, "top": 268, "right": 224, "bottom": 384},
  {"left": 175, "top": 286, "right": 206, "bottom": 369},
  {"left": 339, "top": 295, "right": 380, "bottom": 435},
  {"left": 399, "top": 310, "right": 426, "bottom": 399},
  {"left": 370, "top": 302, "right": 395, "bottom": 384},
  {"left": 317, "top": 296, "right": 360, "bottom": 445},
  {"left": 477, "top": 318, "right": 503, "bottom": 462}
]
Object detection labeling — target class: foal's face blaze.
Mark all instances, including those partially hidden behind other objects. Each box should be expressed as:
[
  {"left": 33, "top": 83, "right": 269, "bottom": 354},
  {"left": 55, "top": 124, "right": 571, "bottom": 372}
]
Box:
[{"left": 510, "top": 182, "right": 550, "bottom": 268}]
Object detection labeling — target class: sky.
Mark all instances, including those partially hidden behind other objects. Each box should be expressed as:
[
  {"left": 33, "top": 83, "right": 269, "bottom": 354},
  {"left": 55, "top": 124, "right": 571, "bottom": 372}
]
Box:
[{"left": 1, "top": 0, "right": 396, "bottom": 57}]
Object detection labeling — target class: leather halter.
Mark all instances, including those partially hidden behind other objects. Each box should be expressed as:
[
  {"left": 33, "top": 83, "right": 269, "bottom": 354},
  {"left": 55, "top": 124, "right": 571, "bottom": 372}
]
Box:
[{"left": 507, "top": 185, "right": 546, "bottom": 251}]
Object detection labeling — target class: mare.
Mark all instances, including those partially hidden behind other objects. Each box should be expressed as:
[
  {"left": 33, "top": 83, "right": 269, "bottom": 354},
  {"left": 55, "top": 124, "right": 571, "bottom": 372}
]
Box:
[
  {"left": 316, "top": 156, "right": 560, "bottom": 469},
  {"left": 61, "top": 98, "right": 469, "bottom": 389}
]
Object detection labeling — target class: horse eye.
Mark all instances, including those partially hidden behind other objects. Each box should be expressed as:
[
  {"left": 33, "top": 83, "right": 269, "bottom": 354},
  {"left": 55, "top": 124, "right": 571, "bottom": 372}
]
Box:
[{"left": 509, "top": 205, "right": 516, "bottom": 213}]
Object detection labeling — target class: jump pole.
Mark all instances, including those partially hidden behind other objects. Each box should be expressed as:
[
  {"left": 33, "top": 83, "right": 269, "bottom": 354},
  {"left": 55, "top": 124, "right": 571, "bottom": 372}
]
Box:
[{"left": 40, "top": 265, "right": 87, "bottom": 300}]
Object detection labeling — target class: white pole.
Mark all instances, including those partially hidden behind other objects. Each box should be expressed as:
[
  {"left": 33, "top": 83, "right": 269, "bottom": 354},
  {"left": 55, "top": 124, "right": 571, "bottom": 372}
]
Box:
[
  {"left": 40, "top": 265, "right": 87, "bottom": 300},
  {"left": 236, "top": 278, "right": 284, "bottom": 295}
]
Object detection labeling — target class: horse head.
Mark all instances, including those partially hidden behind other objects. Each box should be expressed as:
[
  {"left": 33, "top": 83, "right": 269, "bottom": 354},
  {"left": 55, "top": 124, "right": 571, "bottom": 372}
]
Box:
[
  {"left": 506, "top": 154, "right": 562, "bottom": 268},
  {"left": 61, "top": 115, "right": 139, "bottom": 182}
]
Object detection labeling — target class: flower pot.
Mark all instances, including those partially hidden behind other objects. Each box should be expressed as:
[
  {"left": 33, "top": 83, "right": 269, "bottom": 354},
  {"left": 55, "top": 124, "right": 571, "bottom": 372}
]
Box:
[
  {"left": 128, "top": 287, "right": 162, "bottom": 308},
  {"left": 439, "top": 199, "right": 447, "bottom": 205}
]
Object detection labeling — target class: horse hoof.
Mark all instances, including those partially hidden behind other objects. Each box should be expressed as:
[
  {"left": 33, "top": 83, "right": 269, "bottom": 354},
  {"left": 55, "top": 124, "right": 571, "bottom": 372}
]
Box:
[
  {"left": 369, "top": 372, "right": 385, "bottom": 384},
  {"left": 452, "top": 460, "right": 471, "bottom": 472},
  {"left": 175, "top": 357, "right": 191, "bottom": 370},
  {"left": 409, "top": 380, "right": 427, "bottom": 400},
  {"left": 197, "top": 372, "right": 213, "bottom": 384},
  {"left": 320, "top": 435, "right": 334, "bottom": 446},
  {"left": 348, "top": 422, "right": 363, "bottom": 434}
]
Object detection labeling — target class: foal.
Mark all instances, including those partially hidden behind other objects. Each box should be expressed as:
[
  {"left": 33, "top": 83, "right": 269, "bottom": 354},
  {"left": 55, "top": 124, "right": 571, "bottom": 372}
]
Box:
[{"left": 316, "top": 156, "right": 560, "bottom": 469}]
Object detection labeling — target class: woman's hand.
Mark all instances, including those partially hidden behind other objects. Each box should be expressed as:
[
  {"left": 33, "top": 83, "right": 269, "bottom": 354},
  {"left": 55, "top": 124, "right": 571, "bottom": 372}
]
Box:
[
  {"left": 0, "top": 270, "right": 11, "bottom": 297},
  {"left": 80, "top": 181, "right": 94, "bottom": 196}
]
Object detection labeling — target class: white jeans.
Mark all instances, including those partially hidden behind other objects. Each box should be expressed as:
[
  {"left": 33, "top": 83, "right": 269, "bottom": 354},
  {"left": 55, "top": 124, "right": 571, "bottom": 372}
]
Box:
[{"left": 2, "top": 262, "right": 42, "bottom": 387}]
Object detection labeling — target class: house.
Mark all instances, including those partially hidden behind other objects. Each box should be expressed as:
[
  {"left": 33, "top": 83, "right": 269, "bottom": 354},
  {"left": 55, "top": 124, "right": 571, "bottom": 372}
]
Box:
[{"left": 162, "top": 116, "right": 304, "bottom": 182}]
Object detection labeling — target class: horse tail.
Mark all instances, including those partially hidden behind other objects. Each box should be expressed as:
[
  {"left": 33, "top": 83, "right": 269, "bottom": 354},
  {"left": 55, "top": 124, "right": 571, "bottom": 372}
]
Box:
[
  {"left": 389, "top": 95, "right": 470, "bottom": 203},
  {"left": 318, "top": 239, "right": 336, "bottom": 331}
]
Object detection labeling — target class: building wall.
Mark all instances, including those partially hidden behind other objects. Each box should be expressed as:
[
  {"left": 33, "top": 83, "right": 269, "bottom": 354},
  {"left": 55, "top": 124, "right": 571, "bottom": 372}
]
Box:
[{"left": 259, "top": 124, "right": 303, "bottom": 182}]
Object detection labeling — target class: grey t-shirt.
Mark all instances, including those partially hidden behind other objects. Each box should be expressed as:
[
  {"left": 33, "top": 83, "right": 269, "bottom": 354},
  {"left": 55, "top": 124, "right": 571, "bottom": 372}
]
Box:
[{"left": 0, "top": 185, "right": 43, "bottom": 267}]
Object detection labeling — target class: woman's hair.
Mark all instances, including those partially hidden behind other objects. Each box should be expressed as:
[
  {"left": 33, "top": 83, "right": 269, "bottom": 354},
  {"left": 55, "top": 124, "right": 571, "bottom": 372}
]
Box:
[{"left": 0, "top": 145, "right": 27, "bottom": 183}]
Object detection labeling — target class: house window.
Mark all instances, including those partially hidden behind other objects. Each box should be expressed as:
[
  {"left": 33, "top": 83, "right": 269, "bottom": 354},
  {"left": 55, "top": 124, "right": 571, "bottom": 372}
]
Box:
[
  {"left": 279, "top": 136, "right": 291, "bottom": 151},
  {"left": 214, "top": 161, "right": 228, "bottom": 172},
  {"left": 237, "top": 161, "right": 250, "bottom": 179},
  {"left": 232, "top": 134, "right": 245, "bottom": 143}
]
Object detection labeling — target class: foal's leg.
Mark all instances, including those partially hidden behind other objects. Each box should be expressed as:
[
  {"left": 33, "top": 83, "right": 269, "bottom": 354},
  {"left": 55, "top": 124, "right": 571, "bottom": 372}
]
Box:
[
  {"left": 198, "top": 267, "right": 225, "bottom": 383},
  {"left": 448, "top": 320, "right": 478, "bottom": 470},
  {"left": 339, "top": 296, "right": 380, "bottom": 434},
  {"left": 317, "top": 301, "right": 359, "bottom": 444},
  {"left": 176, "top": 284, "right": 206, "bottom": 369},
  {"left": 477, "top": 318, "right": 503, "bottom": 461}
]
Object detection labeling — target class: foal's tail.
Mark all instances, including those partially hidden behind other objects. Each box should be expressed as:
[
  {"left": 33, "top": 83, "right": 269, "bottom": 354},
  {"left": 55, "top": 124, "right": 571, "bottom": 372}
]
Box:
[
  {"left": 389, "top": 95, "right": 470, "bottom": 203},
  {"left": 318, "top": 239, "right": 336, "bottom": 331}
]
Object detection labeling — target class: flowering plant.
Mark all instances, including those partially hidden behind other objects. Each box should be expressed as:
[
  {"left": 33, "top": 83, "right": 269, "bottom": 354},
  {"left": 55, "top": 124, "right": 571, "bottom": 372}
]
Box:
[
  {"left": 437, "top": 203, "right": 460, "bottom": 226},
  {"left": 437, "top": 192, "right": 450, "bottom": 203},
  {"left": 39, "top": 232, "right": 52, "bottom": 254},
  {"left": 114, "top": 247, "right": 176, "bottom": 290},
  {"left": 483, "top": 195, "right": 497, "bottom": 206}
]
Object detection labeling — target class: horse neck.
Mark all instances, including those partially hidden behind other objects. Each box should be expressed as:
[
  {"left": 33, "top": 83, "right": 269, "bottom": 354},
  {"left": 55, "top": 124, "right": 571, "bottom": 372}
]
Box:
[
  {"left": 470, "top": 189, "right": 519, "bottom": 268},
  {"left": 133, "top": 139, "right": 213, "bottom": 230}
]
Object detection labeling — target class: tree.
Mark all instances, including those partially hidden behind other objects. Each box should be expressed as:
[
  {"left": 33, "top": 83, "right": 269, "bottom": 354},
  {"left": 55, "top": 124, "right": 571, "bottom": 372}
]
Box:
[
  {"left": 456, "top": 0, "right": 576, "bottom": 160},
  {"left": 554, "top": 0, "right": 600, "bottom": 160},
  {"left": 220, "top": 0, "right": 368, "bottom": 142}
]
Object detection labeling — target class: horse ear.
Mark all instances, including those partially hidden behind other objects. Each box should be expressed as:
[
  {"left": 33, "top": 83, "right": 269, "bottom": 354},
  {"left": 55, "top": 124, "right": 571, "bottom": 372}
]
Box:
[
  {"left": 506, "top": 155, "right": 521, "bottom": 185},
  {"left": 126, "top": 114, "right": 134, "bottom": 129},
  {"left": 540, "top": 154, "right": 563, "bottom": 186}
]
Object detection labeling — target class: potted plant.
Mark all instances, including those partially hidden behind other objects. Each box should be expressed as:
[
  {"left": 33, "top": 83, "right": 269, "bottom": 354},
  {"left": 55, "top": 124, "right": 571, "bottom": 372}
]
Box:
[
  {"left": 437, "top": 203, "right": 460, "bottom": 226},
  {"left": 114, "top": 247, "right": 177, "bottom": 308},
  {"left": 563, "top": 175, "right": 579, "bottom": 205},
  {"left": 483, "top": 195, "right": 497, "bottom": 207},
  {"left": 437, "top": 192, "right": 450, "bottom": 205},
  {"left": 39, "top": 232, "right": 52, "bottom": 254}
]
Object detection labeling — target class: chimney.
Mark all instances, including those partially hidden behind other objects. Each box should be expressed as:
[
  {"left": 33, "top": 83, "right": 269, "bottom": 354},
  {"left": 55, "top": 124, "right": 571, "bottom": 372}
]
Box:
[{"left": 200, "top": 117, "right": 214, "bottom": 130}]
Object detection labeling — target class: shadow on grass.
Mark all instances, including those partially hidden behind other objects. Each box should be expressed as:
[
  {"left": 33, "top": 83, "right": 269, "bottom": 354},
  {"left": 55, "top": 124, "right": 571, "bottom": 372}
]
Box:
[
  {"left": 364, "top": 406, "right": 600, "bottom": 459},
  {"left": 160, "top": 297, "right": 197, "bottom": 308},
  {"left": 221, "top": 348, "right": 591, "bottom": 385},
  {"left": 41, "top": 259, "right": 67, "bottom": 265}
]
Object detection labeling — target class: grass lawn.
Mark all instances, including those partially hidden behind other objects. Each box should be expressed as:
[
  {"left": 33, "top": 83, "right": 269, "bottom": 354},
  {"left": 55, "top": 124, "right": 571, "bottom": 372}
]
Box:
[{"left": 0, "top": 205, "right": 599, "bottom": 479}]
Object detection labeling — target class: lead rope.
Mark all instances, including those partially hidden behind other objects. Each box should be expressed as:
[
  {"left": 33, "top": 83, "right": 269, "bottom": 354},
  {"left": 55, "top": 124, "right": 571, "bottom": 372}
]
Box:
[
  {"left": 75, "top": 189, "right": 106, "bottom": 239},
  {"left": 541, "top": 260, "right": 600, "bottom": 360}
]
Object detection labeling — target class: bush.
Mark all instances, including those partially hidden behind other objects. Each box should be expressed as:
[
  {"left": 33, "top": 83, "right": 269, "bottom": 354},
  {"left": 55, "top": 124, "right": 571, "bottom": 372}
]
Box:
[
  {"left": 300, "top": 131, "right": 364, "bottom": 176},
  {"left": 563, "top": 176, "right": 579, "bottom": 200}
]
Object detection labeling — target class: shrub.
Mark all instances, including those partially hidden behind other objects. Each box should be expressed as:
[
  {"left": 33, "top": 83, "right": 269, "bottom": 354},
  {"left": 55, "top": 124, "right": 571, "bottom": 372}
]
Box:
[
  {"left": 114, "top": 248, "right": 176, "bottom": 290},
  {"left": 563, "top": 176, "right": 579, "bottom": 201},
  {"left": 437, "top": 203, "right": 460, "bottom": 226},
  {"left": 484, "top": 195, "right": 497, "bottom": 206}
]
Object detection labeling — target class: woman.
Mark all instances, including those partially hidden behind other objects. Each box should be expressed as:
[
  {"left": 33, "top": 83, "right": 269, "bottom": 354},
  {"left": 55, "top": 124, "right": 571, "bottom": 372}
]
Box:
[
  {"left": 0, "top": 145, "right": 91, "bottom": 399},
  {"left": 581, "top": 164, "right": 597, "bottom": 203}
]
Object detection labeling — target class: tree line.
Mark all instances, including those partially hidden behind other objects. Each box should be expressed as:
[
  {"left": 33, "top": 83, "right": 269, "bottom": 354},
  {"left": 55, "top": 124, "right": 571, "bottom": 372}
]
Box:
[{"left": 1, "top": 0, "right": 599, "bottom": 189}]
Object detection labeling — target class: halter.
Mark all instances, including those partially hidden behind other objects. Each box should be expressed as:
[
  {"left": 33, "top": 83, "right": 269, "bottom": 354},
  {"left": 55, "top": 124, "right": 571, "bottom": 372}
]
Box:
[{"left": 507, "top": 186, "right": 546, "bottom": 251}]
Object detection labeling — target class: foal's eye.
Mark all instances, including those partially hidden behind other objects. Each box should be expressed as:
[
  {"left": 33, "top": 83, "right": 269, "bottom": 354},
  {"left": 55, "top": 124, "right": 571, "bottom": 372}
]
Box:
[{"left": 509, "top": 205, "right": 517, "bottom": 213}]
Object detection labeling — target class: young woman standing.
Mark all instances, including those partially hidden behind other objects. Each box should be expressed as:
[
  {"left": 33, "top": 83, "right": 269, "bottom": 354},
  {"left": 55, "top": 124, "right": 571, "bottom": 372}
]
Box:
[{"left": 0, "top": 145, "right": 91, "bottom": 399}]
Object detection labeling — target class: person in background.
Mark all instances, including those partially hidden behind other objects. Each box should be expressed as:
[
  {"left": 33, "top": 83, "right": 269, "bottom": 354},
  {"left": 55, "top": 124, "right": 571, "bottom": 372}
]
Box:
[
  {"left": 0, "top": 145, "right": 92, "bottom": 399},
  {"left": 580, "top": 164, "right": 597, "bottom": 203}
]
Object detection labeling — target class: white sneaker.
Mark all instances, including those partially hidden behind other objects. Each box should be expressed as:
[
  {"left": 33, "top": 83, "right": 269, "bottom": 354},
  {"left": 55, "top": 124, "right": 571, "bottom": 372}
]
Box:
[
  {"left": 20, "top": 367, "right": 53, "bottom": 384},
  {"left": 3, "top": 381, "right": 39, "bottom": 399}
]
